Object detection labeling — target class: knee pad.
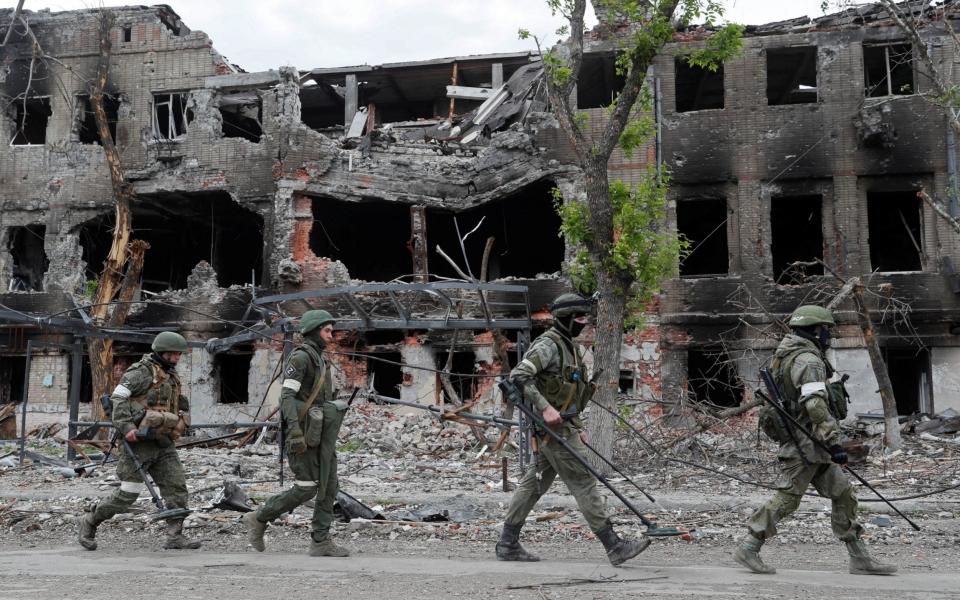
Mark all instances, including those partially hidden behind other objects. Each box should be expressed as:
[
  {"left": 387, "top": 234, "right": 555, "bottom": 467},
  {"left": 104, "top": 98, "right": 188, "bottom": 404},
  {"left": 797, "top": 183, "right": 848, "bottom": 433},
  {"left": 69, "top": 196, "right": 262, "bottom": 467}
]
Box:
[
  {"left": 294, "top": 480, "right": 318, "bottom": 499},
  {"left": 119, "top": 481, "right": 145, "bottom": 498},
  {"left": 772, "top": 492, "right": 802, "bottom": 517}
]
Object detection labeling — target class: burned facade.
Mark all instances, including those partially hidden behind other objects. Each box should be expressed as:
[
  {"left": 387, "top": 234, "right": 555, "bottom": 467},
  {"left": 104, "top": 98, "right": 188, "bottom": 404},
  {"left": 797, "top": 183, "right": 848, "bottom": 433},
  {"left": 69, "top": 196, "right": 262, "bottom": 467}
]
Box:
[{"left": 1, "top": 2, "right": 959, "bottom": 435}]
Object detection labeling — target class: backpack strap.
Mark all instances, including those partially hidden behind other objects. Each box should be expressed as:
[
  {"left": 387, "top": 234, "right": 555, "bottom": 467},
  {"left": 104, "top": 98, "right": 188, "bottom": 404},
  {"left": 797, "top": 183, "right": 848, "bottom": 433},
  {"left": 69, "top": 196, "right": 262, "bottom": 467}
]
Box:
[{"left": 296, "top": 345, "right": 328, "bottom": 422}]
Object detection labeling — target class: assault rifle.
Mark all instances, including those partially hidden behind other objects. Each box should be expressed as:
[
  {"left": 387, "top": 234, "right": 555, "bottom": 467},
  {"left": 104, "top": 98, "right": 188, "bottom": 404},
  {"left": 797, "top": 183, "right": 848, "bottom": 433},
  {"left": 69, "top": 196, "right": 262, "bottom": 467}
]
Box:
[{"left": 759, "top": 367, "right": 810, "bottom": 466}]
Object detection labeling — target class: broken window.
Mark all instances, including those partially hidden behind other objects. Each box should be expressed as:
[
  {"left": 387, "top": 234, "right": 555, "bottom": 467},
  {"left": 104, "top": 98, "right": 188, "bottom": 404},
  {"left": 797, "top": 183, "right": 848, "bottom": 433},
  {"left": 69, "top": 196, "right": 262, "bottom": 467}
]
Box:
[
  {"left": 309, "top": 197, "right": 413, "bottom": 282},
  {"left": 771, "top": 195, "right": 823, "bottom": 283},
  {"left": 299, "top": 83, "right": 345, "bottom": 130},
  {"left": 883, "top": 346, "right": 931, "bottom": 415},
  {"left": 677, "top": 197, "right": 728, "bottom": 277},
  {"left": 619, "top": 369, "right": 635, "bottom": 395},
  {"left": 79, "top": 192, "right": 263, "bottom": 292},
  {"left": 367, "top": 352, "right": 403, "bottom": 397},
  {"left": 76, "top": 94, "right": 120, "bottom": 145},
  {"left": 152, "top": 92, "right": 192, "bottom": 139},
  {"left": 766, "top": 46, "right": 817, "bottom": 105},
  {"left": 674, "top": 59, "right": 724, "bottom": 113},
  {"left": 867, "top": 190, "right": 923, "bottom": 272},
  {"left": 220, "top": 92, "right": 262, "bottom": 142},
  {"left": 577, "top": 53, "right": 626, "bottom": 109},
  {"left": 9, "top": 96, "right": 51, "bottom": 145},
  {"left": 436, "top": 350, "right": 476, "bottom": 402},
  {"left": 427, "top": 180, "right": 564, "bottom": 280},
  {"left": 864, "top": 43, "right": 914, "bottom": 97},
  {"left": 122, "top": 25, "right": 132, "bottom": 43},
  {"left": 686, "top": 347, "right": 743, "bottom": 408},
  {"left": 215, "top": 349, "right": 252, "bottom": 404},
  {"left": 7, "top": 225, "right": 48, "bottom": 292}
]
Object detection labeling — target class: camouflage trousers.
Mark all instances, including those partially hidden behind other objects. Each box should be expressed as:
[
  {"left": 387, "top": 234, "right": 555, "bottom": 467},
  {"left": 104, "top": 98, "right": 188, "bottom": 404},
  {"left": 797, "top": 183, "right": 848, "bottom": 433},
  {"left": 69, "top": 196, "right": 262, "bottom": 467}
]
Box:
[
  {"left": 91, "top": 442, "right": 188, "bottom": 523},
  {"left": 747, "top": 458, "right": 863, "bottom": 542},
  {"left": 257, "top": 401, "right": 346, "bottom": 537},
  {"left": 504, "top": 426, "right": 608, "bottom": 532}
]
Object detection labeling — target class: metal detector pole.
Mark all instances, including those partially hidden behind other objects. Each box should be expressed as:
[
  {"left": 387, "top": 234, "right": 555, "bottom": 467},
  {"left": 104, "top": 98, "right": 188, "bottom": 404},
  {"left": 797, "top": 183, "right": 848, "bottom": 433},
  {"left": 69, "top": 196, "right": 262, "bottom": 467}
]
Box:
[{"left": 66, "top": 339, "right": 83, "bottom": 461}]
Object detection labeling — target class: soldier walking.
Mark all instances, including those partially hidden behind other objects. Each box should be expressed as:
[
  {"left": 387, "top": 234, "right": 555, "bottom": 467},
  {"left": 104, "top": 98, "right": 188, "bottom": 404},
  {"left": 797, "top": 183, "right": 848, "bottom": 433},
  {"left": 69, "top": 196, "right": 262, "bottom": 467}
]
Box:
[
  {"left": 243, "top": 310, "right": 351, "bottom": 556},
  {"left": 78, "top": 331, "right": 200, "bottom": 551},
  {"left": 734, "top": 305, "right": 896, "bottom": 575},
  {"left": 495, "top": 293, "right": 648, "bottom": 566}
]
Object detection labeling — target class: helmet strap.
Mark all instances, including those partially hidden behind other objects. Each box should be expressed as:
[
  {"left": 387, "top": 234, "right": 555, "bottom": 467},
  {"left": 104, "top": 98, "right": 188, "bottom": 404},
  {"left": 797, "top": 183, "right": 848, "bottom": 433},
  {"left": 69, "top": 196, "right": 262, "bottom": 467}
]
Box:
[{"left": 151, "top": 351, "right": 175, "bottom": 371}]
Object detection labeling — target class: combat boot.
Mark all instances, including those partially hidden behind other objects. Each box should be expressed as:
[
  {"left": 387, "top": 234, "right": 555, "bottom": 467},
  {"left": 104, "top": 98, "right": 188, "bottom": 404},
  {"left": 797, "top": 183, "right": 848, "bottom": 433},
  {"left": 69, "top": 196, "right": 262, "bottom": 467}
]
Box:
[
  {"left": 77, "top": 510, "right": 100, "bottom": 551},
  {"left": 595, "top": 524, "right": 650, "bottom": 566},
  {"left": 733, "top": 533, "right": 776, "bottom": 574},
  {"left": 309, "top": 532, "right": 350, "bottom": 557},
  {"left": 163, "top": 519, "right": 202, "bottom": 550},
  {"left": 242, "top": 511, "right": 267, "bottom": 552},
  {"left": 846, "top": 539, "right": 897, "bottom": 575},
  {"left": 495, "top": 522, "right": 540, "bottom": 562}
]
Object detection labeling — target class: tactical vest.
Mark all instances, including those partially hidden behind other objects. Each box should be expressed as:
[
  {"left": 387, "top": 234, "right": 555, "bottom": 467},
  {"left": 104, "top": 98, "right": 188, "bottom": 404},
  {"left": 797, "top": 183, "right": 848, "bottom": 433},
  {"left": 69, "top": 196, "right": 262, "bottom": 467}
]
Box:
[
  {"left": 129, "top": 359, "right": 181, "bottom": 415},
  {"left": 773, "top": 348, "right": 847, "bottom": 421},
  {"left": 298, "top": 344, "right": 334, "bottom": 403},
  {"left": 534, "top": 329, "right": 589, "bottom": 413}
]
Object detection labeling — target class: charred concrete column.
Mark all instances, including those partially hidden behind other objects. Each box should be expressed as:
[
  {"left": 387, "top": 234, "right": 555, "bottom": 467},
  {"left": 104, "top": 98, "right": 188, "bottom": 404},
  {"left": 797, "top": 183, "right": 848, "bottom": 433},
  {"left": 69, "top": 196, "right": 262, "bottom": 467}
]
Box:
[
  {"left": 44, "top": 232, "right": 85, "bottom": 293},
  {"left": 399, "top": 337, "right": 434, "bottom": 405},
  {"left": 738, "top": 179, "right": 766, "bottom": 277},
  {"left": 553, "top": 174, "right": 586, "bottom": 271},
  {"left": 184, "top": 346, "right": 217, "bottom": 424},
  {"left": 344, "top": 74, "right": 358, "bottom": 127},
  {"left": 249, "top": 345, "right": 282, "bottom": 414}
]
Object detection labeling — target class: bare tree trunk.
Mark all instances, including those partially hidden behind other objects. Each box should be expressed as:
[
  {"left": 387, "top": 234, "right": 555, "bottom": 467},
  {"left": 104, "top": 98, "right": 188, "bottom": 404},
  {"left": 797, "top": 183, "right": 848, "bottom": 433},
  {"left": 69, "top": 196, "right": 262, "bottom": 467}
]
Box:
[
  {"left": 87, "top": 11, "right": 139, "bottom": 427},
  {"left": 852, "top": 281, "right": 902, "bottom": 450}
]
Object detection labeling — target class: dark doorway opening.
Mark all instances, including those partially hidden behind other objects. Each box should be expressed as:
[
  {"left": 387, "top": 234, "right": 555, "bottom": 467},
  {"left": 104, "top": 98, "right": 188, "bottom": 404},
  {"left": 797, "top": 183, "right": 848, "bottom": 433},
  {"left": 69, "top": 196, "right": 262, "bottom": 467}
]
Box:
[
  {"left": 766, "top": 46, "right": 818, "bottom": 105},
  {"left": 76, "top": 94, "right": 120, "bottom": 145},
  {"left": 78, "top": 192, "right": 264, "bottom": 292},
  {"left": 367, "top": 352, "right": 403, "bottom": 397},
  {"left": 427, "top": 180, "right": 563, "bottom": 280},
  {"left": 8, "top": 225, "right": 48, "bottom": 291},
  {"left": 867, "top": 191, "right": 922, "bottom": 272},
  {"left": 216, "top": 350, "right": 252, "bottom": 404},
  {"left": 686, "top": 347, "right": 743, "bottom": 408},
  {"left": 0, "top": 356, "right": 26, "bottom": 404},
  {"left": 771, "top": 194, "right": 823, "bottom": 283},
  {"left": 884, "top": 347, "right": 930, "bottom": 415},
  {"left": 220, "top": 93, "right": 262, "bottom": 142},
  {"left": 675, "top": 59, "right": 724, "bottom": 112},
  {"left": 577, "top": 53, "right": 626, "bottom": 109},
  {"left": 309, "top": 197, "right": 412, "bottom": 282},
  {"left": 677, "top": 198, "right": 728, "bottom": 276},
  {"left": 436, "top": 350, "right": 476, "bottom": 402},
  {"left": 10, "top": 96, "right": 51, "bottom": 145},
  {"left": 619, "top": 369, "right": 635, "bottom": 395}
]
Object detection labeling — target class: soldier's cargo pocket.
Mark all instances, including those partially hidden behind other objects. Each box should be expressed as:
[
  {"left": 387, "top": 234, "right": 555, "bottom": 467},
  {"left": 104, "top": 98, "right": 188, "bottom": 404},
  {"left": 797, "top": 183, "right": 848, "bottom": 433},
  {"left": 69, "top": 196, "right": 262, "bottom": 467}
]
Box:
[{"left": 303, "top": 406, "right": 325, "bottom": 447}]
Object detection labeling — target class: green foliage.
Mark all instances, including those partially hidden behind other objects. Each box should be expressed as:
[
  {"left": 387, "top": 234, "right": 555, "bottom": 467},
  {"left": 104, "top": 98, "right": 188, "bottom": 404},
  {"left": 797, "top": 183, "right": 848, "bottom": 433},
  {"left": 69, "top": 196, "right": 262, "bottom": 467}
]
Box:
[
  {"left": 682, "top": 23, "right": 745, "bottom": 72},
  {"left": 544, "top": 49, "right": 573, "bottom": 87},
  {"left": 553, "top": 168, "right": 685, "bottom": 317},
  {"left": 83, "top": 279, "right": 98, "bottom": 300},
  {"left": 337, "top": 439, "right": 362, "bottom": 453},
  {"left": 618, "top": 116, "right": 655, "bottom": 158}
]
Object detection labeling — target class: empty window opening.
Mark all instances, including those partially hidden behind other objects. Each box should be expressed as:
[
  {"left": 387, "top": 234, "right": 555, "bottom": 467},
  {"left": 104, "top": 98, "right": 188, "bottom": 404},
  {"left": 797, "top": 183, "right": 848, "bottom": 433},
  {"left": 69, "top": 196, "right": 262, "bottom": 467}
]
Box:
[
  {"left": 78, "top": 192, "right": 263, "bottom": 292},
  {"left": 686, "top": 347, "right": 743, "bottom": 408},
  {"left": 152, "top": 92, "right": 192, "bottom": 139},
  {"left": 309, "top": 197, "right": 412, "bottom": 282},
  {"left": 427, "top": 180, "right": 563, "bottom": 280},
  {"left": 619, "top": 369, "right": 635, "bottom": 395},
  {"left": 883, "top": 346, "right": 930, "bottom": 415},
  {"left": 675, "top": 59, "right": 724, "bottom": 112},
  {"left": 766, "top": 46, "right": 817, "bottom": 105},
  {"left": 864, "top": 43, "right": 914, "bottom": 97},
  {"left": 220, "top": 92, "right": 262, "bottom": 142},
  {"left": 367, "top": 352, "right": 402, "bottom": 398},
  {"left": 677, "top": 197, "right": 728, "bottom": 277},
  {"left": 216, "top": 350, "right": 252, "bottom": 404},
  {"left": 0, "top": 356, "right": 26, "bottom": 404},
  {"left": 867, "top": 190, "right": 923, "bottom": 272},
  {"left": 9, "top": 96, "right": 51, "bottom": 145},
  {"left": 299, "top": 83, "right": 345, "bottom": 131},
  {"left": 76, "top": 94, "right": 120, "bottom": 145},
  {"left": 7, "top": 225, "right": 48, "bottom": 292},
  {"left": 122, "top": 25, "right": 132, "bottom": 42},
  {"left": 771, "top": 195, "right": 823, "bottom": 283},
  {"left": 577, "top": 53, "right": 626, "bottom": 109},
  {"left": 436, "top": 350, "right": 476, "bottom": 402}
]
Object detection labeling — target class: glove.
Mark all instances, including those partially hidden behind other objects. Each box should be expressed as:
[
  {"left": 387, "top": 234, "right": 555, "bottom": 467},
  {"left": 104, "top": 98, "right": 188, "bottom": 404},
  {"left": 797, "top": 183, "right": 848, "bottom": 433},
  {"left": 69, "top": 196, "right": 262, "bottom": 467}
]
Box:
[
  {"left": 828, "top": 444, "right": 848, "bottom": 465},
  {"left": 286, "top": 432, "right": 307, "bottom": 456}
]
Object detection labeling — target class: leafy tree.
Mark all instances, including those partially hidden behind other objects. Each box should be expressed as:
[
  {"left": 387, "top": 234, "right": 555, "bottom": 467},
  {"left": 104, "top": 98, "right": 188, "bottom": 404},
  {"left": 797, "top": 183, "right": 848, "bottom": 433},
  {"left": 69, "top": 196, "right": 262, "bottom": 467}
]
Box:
[{"left": 525, "top": 0, "right": 742, "bottom": 467}]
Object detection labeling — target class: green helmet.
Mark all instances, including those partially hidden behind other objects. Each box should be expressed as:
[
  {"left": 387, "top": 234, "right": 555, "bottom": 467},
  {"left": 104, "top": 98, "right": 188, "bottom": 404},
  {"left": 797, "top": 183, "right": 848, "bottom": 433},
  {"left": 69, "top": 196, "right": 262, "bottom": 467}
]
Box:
[
  {"left": 300, "top": 309, "right": 336, "bottom": 334},
  {"left": 151, "top": 331, "right": 188, "bottom": 353},
  {"left": 549, "top": 293, "right": 594, "bottom": 318},
  {"left": 788, "top": 305, "right": 836, "bottom": 328}
]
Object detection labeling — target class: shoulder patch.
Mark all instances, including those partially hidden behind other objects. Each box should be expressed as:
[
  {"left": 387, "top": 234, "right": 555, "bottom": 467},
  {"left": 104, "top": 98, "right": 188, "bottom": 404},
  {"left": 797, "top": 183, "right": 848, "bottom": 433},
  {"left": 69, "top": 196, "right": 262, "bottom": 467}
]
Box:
[{"left": 285, "top": 365, "right": 296, "bottom": 376}]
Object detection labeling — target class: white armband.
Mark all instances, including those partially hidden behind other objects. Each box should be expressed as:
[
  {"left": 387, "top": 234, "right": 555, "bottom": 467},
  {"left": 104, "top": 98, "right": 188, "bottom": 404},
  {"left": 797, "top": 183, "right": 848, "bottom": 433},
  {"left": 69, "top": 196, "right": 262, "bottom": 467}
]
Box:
[
  {"left": 282, "top": 379, "right": 302, "bottom": 392},
  {"left": 113, "top": 384, "right": 132, "bottom": 398},
  {"left": 800, "top": 381, "right": 826, "bottom": 397}
]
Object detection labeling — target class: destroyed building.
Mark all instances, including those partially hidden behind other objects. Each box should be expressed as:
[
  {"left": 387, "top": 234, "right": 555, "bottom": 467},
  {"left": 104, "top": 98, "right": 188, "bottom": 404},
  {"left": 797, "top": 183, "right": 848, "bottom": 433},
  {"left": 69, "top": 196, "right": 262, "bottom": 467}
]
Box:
[{"left": 1, "top": 2, "right": 959, "bottom": 437}]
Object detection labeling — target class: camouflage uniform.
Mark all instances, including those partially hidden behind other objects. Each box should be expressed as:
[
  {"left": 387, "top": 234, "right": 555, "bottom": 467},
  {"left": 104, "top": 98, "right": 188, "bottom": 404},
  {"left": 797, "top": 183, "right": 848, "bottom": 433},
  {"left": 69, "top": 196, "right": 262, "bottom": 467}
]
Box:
[
  {"left": 244, "top": 319, "right": 350, "bottom": 556},
  {"left": 82, "top": 352, "right": 195, "bottom": 549}
]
